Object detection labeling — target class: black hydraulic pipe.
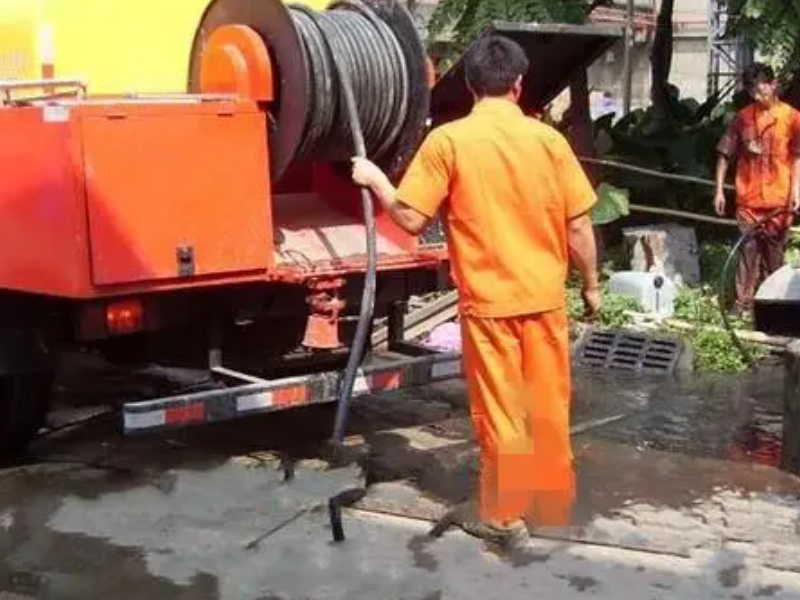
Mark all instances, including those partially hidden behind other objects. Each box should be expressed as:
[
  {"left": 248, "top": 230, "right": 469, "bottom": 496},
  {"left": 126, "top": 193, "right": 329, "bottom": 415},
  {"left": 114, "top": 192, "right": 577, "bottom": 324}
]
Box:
[
  {"left": 300, "top": 5, "right": 378, "bottom": 447},
  {"left": 286, "top": 1, "right": 417, "bottom": 542},
  {"left": 296, "top": 2, "right": 383, "bottom": 544}
]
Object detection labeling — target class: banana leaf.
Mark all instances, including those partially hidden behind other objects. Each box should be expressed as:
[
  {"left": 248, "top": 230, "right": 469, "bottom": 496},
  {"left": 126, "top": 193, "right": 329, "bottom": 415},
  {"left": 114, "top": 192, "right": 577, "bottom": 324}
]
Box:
[{"left": 592, "top": 183, "right": 630, "bottom": 225}]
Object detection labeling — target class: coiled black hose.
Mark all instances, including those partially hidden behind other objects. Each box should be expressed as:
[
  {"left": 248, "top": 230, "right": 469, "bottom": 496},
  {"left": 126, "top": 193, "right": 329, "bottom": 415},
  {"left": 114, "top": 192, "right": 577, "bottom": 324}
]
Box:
[{"left": 289, "top": 2, "right": 409, "bottom": 164}]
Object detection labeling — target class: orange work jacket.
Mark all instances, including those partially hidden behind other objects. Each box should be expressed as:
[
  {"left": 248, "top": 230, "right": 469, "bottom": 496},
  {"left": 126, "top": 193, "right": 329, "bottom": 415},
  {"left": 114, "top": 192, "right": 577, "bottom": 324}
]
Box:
[{"left": 397, "top": 98, "right": 596, "bottom": 318}]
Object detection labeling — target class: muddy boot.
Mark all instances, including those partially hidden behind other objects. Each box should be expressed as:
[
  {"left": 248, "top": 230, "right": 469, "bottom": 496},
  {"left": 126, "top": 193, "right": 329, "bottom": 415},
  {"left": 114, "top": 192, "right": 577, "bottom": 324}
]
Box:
[
  {"left": 430, "top": 501, "right": 527, "bottom": 547},
  {"left": 459, "top": 519, "right": 528, "bottom": 547}
]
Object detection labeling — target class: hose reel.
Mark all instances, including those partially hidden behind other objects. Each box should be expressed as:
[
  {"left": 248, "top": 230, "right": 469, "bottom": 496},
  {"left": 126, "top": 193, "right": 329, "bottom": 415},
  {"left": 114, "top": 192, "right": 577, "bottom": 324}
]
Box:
[{"left": 190, "top": 0, "right": 429, "bottom": 180}]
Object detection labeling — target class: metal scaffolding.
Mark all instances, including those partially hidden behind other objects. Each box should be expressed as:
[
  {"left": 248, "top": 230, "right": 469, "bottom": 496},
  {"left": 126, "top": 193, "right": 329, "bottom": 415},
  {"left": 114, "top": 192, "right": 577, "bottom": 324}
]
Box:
[{"left": 707, "top": 0, "right": 752, "bottom": 99}]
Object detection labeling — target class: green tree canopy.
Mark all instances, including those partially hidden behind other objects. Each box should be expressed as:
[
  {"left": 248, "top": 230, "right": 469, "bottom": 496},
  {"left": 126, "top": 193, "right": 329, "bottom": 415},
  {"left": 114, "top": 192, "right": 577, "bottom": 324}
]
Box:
[
  {"left": 729, "top": 0, "right": 800, "bottom": 77},
  {"left": 427, "top": 0, "right": 607, "bottom": 52}
]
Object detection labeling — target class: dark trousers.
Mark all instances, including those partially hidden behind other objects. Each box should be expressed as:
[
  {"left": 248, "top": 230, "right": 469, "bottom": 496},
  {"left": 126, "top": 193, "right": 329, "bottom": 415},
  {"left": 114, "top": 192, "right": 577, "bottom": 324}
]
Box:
[{"left": 735, "top": 207, "right": 791, "bottom": 310}]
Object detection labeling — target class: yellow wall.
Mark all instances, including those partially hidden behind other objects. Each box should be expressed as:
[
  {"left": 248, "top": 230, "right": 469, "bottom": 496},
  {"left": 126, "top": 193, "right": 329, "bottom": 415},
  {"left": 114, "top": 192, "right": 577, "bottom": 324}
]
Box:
[
  {"left": 0, "top": 0, "right": 330, "bottom": 94},
  {"left": 0, "top": 1, "right": 40, "bottom": 81}
]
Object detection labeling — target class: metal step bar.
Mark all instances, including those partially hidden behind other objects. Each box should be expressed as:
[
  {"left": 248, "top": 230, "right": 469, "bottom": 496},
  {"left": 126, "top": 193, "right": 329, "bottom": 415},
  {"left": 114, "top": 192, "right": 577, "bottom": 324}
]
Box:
[
  {"left": 123, "top": 351, "right": 461, "bottom": 434},
  {"left": 123, "top": 302, "right": 462, "bottom": 435}
]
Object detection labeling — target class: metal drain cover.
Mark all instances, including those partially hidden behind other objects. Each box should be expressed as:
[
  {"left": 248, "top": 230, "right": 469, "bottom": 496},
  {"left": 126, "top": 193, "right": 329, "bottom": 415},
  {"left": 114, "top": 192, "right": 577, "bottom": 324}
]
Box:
[{"left": 576, "top": 329, "right": 682, "bottom": 375}]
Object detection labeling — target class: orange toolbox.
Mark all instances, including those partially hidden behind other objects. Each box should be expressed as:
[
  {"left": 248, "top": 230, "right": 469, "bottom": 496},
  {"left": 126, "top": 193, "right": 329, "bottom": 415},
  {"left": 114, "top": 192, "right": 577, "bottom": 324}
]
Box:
[{"left": 0, "top": 95, "right": 272, "bottom": 298}]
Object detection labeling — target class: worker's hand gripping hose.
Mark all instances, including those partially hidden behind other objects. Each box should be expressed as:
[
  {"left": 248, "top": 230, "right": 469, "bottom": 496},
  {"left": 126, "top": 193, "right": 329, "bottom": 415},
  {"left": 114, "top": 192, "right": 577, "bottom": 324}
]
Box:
[{"left": 717, "top": 208, "right": 797, "bottom": 369}]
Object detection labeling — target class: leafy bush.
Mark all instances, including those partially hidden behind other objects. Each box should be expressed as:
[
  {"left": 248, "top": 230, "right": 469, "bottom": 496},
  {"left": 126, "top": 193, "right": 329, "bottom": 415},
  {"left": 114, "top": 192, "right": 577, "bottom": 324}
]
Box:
[
  {"left": 592, "top": 183, "right": 630, "bottom": 226},
  {"left": 668, "top": 286, "right": 766, "bottom": 373},
  {"left": 592, "top": 93, "right": 734, "bottom": 218},
  {"left": 686, "top": 326, "right": 764, "bottom": 374},
  {"left": 785, "top": 233, "right": 800, "bottom": 267},
  {"left": 567, "top": 284, "right": 641, "bottom": 329},
  {"left": 673, "top": 286, "right": 725, "bottom": 328},
  {"left": 699, "top": 241, "right": 734, "bottom": 286},
  {"left": 568, "top": 283, "right": 767, "bottom": 374}
]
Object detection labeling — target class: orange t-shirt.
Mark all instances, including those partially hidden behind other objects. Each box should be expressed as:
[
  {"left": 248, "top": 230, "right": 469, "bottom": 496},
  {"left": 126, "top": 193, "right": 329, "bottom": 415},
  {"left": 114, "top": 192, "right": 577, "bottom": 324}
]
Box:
[
  {"left": 717, "top": 101, "right": 800, "bottom": 209},
  {"left": 397, "top": 98, "right": 597, "bottom": 318}
]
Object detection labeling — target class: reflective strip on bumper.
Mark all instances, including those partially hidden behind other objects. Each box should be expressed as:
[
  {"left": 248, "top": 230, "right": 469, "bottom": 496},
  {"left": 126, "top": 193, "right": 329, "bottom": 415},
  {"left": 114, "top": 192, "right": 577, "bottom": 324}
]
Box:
[
  {"left": 432, "top": 359, "right": 461, "bottom": 379},
  {"left": 237, "top": 391, "right": 273, "bottom": 413},
  {"left": 353, "top": 370, "right": 402, "bottom": 394},
  {"left": 123, "top": 351, "right": 462, "bottom": 434},
  {"left": 124, "top": 409, "right": 166, "bottom": 431}
]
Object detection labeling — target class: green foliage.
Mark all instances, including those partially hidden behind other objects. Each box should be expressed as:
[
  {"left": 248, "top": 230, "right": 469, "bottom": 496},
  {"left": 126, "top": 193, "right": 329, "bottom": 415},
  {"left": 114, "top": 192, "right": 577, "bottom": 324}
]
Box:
[
  {"left": 673, "top": 286, "right": 725, "bottom": 329},
  {"left": 567, "top": 281, "right": 768, "bottom": 374},
  {"left": 699, "top": 241, "right": 733, "bottom": 285},
  {"left": 591, "top": 183, "right": 630, "bottom": 226},
  {"left": 599, "top": 290, "right": 642, "bottom": 329},
  {"left": 686, "top": 326, "right": 763, "bottom": 374},
  {"left": 592, "top": 93, "right": 733, "bottom": 217},
  {"left": 566, "top": 283, "right": 640, "bottom": 329},
  {"left": 427, "top": 0, "right": 592, "bottom": 55},
  {"left": 729, "top": 0, "right": 800, "bottom": 78},
  {"left": 668, "top": 286, "right": 766, "bottom": 373},
  {"left": 785, "top": 232, "right": 800, "bottom": 267}
]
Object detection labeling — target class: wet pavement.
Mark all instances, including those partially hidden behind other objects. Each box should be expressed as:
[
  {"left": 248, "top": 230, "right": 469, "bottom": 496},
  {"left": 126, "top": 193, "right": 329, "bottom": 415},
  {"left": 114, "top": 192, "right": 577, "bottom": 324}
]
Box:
[{"left": 2, "top": 354, "right": 800, "bottom": 598}]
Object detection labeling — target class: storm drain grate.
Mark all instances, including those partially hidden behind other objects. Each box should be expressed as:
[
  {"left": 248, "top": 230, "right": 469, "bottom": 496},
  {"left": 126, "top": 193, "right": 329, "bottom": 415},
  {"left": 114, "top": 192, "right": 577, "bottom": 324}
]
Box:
[{"left": 576, "top": 330, "right": 682, "bottom": 375}]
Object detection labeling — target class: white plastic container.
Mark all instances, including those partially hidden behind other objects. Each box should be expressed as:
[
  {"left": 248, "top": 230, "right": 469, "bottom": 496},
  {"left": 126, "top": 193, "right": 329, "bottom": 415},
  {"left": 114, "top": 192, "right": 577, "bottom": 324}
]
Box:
[{"left": 608, "top": 271, "right": 677, "bottom": 317}]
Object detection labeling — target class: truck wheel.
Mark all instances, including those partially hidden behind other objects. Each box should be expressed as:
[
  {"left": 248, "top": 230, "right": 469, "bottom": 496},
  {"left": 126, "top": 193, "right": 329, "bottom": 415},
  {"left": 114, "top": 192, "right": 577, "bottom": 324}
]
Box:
[{"left": 0, "top": 373, "right": 54, "bottom": 456}]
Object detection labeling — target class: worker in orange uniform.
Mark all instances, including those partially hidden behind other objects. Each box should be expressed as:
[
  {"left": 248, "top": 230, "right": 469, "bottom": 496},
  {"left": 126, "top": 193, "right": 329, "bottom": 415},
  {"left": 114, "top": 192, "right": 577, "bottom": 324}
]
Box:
[
  {"left": 715, "top": 63, "right": 800, "bottom": 314},
  {"left": 352, "top": 36, "right": 601, "bottom": 542}
]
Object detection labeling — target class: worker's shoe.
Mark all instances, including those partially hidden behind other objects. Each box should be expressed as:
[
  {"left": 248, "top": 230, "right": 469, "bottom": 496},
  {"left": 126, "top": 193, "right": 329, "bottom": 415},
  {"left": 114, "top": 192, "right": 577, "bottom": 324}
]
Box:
[
  {"left": 459, "top": 518, "right": 528, "bottom": 547},
  {"left": 429, "top": 501, "right": 528, "bottom": 547}
]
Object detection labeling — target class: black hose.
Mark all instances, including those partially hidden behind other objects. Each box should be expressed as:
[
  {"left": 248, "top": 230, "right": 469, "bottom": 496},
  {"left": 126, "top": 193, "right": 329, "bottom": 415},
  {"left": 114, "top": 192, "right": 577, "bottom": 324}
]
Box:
[
  {"left": 289, "top": 2, "right": 409, "bottom": 164},
  {"left": 288, "top": 3, "right": 392, "bottom": 444},
  {"left": 718, "top": 208, "right": 794, "bottom": 369},
  {"left": 284, "top": 1, "right": 414, "bottom": 541}
]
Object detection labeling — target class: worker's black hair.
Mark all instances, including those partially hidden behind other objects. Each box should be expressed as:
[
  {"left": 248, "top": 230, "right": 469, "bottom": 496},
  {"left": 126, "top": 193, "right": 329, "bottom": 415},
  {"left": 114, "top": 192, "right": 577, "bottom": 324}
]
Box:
[
  {"left": 743, "top": 62, "right": 776, "bottom": 90},
  {"left": 464, "top": 35, "right": 529, "bottom": 97}
]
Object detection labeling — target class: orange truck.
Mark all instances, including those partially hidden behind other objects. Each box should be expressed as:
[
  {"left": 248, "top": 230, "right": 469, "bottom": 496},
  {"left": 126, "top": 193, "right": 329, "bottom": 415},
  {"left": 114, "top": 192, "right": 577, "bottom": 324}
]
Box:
[{"left": 0, "top": 0, "right": 619, "bottom": 453}]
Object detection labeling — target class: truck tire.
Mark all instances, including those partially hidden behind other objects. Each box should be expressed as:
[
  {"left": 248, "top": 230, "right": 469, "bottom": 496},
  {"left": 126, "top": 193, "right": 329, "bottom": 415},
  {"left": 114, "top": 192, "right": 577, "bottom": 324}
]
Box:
[{"left": 0, "top": 373, "right": 53, "bottom": 456}]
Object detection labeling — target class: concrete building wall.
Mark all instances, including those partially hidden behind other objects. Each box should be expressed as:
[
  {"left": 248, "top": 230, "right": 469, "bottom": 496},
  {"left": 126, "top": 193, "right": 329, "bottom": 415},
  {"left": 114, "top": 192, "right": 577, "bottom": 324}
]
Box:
[
  {"left": 587, "top": 0, "right": 711, "bottom": 116},
  {"left": 416, "top": 0, "right": 713, "bottom": 117}
]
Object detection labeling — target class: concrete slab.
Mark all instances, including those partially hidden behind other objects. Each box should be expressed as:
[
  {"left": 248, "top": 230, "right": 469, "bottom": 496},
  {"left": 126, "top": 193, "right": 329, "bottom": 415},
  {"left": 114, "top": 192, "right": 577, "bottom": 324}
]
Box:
[
  {"left": 4, "top": 355, "right": 800, "bottom": 598},
  {"left": 0, "top": 458, "right": 363, "bottom": 599}
]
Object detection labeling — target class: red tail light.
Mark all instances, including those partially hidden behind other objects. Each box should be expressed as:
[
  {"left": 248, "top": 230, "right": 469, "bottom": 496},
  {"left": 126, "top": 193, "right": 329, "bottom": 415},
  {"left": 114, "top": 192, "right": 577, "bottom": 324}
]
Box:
[{"left": 106, "top": 299, "right": 144, "bottom": 335}]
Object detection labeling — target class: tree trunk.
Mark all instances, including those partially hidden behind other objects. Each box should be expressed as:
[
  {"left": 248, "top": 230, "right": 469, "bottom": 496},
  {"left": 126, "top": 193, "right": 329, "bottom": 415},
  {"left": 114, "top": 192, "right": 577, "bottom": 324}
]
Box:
[
  {"left": 651, "top": 0, "right": 675, "bottom": 121},
  {"left": 567, "top": 68, "right": 605, "bottom": 264},
  {"left": 567, "top": 69, "right": 597, "bottom": 183}
]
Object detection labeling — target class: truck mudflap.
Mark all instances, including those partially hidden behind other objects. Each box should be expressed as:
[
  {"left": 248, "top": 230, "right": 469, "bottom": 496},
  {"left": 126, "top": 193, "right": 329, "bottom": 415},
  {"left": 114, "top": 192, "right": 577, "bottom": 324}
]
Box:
[{"left": 123, "top": 350, "right": 462, "bottom": 434}]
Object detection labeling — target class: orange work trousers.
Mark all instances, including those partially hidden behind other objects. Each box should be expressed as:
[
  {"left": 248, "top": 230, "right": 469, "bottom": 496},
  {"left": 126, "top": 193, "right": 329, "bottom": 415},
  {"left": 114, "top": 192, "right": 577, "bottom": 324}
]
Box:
[{"left": 461, "top": 308, "right": 575, "bottom": 526}]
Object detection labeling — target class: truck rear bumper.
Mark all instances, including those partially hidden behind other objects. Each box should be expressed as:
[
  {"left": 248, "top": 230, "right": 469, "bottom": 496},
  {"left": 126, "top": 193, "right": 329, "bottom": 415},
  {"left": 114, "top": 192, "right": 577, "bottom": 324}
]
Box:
[{"left": 123, "top": 349, "right": 462, "bottom": 434}]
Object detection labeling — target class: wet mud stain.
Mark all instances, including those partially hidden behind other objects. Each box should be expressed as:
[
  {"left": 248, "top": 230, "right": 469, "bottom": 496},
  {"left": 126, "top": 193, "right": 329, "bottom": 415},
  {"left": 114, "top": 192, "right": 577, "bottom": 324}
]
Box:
[
  {"left": 557, "top": 574, "right": 600, "bottom": 592},
  {"left": 406, "top": 535, "right": 439, "bottom": 572},
  {"left": 651, "top": 582, "right": 672, "bottom": 590},
  {"left": 754, "top": 585, "right": 783, "bottom": 597},
  {"left": 508, "top": 548, "right": 551, "bottom": 568},
  {"left": 718, "top": 564, "right": 745, "bottom": 588}
]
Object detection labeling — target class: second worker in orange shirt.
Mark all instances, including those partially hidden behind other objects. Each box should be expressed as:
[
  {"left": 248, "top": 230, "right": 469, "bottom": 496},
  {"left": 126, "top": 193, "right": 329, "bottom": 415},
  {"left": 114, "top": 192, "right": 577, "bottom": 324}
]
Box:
[
  {"left": 715, "top": 63, "right": 800, "bottom": 314},
  {"left": 352, "top": 36, "right": 601, "bottom": 543}
]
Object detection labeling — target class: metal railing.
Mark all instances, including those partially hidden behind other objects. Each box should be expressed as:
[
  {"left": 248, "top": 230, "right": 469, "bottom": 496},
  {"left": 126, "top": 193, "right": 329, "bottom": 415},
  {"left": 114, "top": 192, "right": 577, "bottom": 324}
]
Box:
[{"left": 0, "top": 78, "right": 88, "bottom": 104}]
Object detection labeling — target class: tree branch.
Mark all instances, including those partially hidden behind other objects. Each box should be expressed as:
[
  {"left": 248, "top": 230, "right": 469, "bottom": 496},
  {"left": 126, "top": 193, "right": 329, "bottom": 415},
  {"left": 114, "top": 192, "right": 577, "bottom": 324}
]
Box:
[{"left": 651, "top": 0, "right": 675, "bottom": 120}]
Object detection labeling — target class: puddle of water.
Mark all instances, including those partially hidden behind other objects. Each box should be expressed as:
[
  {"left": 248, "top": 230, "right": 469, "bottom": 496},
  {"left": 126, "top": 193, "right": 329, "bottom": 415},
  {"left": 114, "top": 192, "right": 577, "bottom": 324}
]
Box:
[{"left": 572, "top": 363, "right": 786, "bottom": 467}]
